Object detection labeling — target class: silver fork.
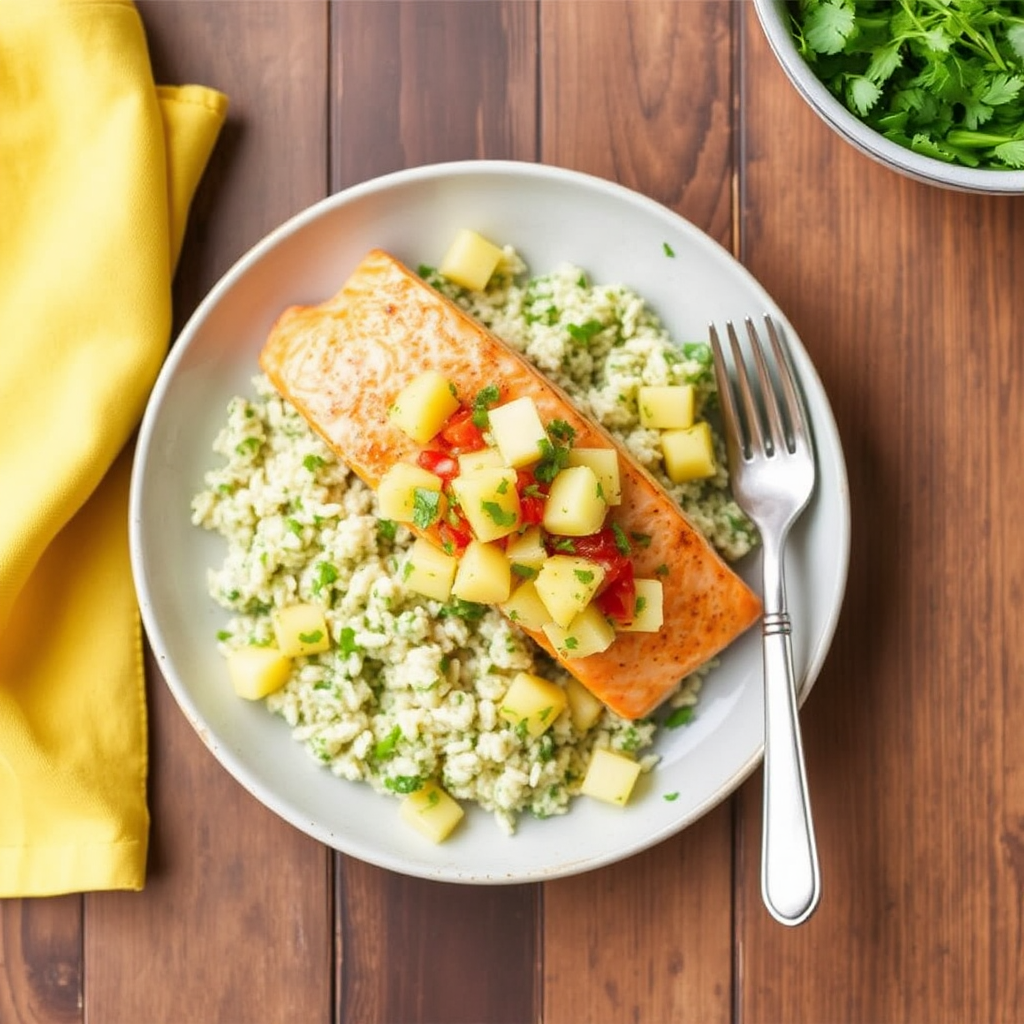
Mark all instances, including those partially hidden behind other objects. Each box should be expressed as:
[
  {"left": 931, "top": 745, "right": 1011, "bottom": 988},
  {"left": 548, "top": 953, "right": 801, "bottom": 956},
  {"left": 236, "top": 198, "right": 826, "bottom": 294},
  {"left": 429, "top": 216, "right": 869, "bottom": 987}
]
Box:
[{"left": 709, "top": 315, "right": 821, "bottom": 927}]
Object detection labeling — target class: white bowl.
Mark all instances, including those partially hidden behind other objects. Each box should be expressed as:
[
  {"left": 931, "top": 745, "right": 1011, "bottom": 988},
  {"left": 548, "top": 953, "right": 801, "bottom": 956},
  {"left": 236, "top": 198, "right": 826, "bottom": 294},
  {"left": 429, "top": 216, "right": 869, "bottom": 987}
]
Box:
[
  {"left": 130, "top": 160, "right": 850, "bottom": 883},
  {"left": 753, "top": 0, "right": 1024, "bottom": 194}
]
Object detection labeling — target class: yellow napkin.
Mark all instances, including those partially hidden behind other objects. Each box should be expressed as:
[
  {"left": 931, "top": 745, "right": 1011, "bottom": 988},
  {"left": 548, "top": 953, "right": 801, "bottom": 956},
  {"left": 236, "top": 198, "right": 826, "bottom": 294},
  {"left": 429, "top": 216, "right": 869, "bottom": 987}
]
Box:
[{"left": 0, "top": 0, "right": 227, "bottom": 896}]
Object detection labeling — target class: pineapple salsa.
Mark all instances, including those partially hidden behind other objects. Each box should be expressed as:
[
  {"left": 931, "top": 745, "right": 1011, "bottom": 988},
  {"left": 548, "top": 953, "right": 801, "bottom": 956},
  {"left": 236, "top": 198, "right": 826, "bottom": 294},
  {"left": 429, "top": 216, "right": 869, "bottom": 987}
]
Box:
[{"left": 190, "top": 233, "right": 756, "bottom": 840}]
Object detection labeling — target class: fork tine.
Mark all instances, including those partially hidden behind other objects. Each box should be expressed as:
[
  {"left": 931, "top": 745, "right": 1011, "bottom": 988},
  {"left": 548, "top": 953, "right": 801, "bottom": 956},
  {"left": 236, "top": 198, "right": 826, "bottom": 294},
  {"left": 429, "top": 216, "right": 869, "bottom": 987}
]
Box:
[
  {"left": 726, "top": 320, "right": 765, "bottom": 456},
  {"left": 709, "top": 323, "right": 744, "bottom": 461},
  {"left": 763, "top": 315, "right": 811, "bottom": 454},
  {"left": 745, "top": 318, "right": 786, "bottom": 456}
]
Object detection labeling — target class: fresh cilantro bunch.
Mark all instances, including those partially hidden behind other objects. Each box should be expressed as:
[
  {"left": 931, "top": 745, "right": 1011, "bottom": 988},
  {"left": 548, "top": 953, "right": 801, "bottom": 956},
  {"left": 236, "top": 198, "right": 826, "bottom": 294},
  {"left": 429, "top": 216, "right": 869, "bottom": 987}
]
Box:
[{"left": 791, "top": 0, "right": 1024, "bottom": 169}]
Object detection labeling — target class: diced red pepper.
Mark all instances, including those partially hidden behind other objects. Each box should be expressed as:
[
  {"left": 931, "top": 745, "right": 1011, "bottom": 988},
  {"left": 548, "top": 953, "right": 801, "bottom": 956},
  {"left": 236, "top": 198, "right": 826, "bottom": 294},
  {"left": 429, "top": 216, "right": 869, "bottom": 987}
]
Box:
[
  {"left": 416, "top": 448, "right": 460, "bottom": 484},
  {"left": 595, "top": 566, "right": 636, "bottom": 622},
  {"left": 438, "top": 516, "right": 473, "bottom": 555},
  {"left": 515, "top": 469, "right": 547, "bottom": 526},
  {"left": 438, "top": 407, "right": 487, "bottom": 454}
]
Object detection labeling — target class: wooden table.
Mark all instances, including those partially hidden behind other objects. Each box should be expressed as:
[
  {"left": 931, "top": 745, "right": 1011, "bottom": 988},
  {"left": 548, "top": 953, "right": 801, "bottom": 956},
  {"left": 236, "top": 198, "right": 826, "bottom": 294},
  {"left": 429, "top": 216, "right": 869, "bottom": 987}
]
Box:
[{"left": 4, "top": 2, "right": 1023, "bottom": 1022}]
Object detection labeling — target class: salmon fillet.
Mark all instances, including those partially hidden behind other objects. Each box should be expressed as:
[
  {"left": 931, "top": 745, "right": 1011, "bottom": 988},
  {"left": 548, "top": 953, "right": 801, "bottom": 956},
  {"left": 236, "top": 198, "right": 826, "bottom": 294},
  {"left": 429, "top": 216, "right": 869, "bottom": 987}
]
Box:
[{"left": 259, "top": 248, "right": 762, "bottom": 720}]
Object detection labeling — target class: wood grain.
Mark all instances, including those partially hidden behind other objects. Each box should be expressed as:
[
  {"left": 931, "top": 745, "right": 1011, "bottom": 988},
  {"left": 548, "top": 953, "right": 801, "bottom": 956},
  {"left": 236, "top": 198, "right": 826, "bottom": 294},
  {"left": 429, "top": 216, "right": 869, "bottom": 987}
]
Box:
[
  {"left": 82, "top": 5, "right": 334, "bottom": 1023},
  {"left": 0, "top": 896, "right": 82, "bottom": 1024},
  {"left": 538, "top": 5, "right": 736, "bottom": 1023},
  {"left": 737, "top": 4, "right": 1024, "bottom": 1022},
  {"left": 329, "top": 5, "right": 541, "bottom": 1023}
]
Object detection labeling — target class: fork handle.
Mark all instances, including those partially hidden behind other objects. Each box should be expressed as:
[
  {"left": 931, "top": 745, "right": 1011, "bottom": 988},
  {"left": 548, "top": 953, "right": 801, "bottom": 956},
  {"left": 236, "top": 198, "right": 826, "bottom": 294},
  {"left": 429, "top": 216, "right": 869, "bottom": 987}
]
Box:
[{"left": 760, "top": 556, "right": 821, "bottom": 925}]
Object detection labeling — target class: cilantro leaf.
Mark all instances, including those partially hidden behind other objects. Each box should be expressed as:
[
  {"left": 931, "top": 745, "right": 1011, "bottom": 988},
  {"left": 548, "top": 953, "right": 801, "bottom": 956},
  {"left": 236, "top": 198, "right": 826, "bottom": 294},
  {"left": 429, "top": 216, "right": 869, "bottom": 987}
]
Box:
[{"left": 412, "top": 488, "right": 443, "bottom": 529}]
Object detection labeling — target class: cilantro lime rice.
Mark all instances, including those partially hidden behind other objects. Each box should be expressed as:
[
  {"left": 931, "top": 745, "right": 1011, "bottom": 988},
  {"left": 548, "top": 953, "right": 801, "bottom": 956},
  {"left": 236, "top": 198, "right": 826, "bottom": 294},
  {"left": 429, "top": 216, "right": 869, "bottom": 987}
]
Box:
[{"left": 190, "top": 248, "right": 755, "bottom": 834}]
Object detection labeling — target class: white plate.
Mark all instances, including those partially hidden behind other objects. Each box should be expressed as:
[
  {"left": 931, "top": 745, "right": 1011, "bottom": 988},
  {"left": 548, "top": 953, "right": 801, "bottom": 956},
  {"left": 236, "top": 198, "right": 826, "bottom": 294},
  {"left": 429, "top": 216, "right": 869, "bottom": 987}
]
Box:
[{"left": 130, "top": 160, "right": 850, "bottom": 883}]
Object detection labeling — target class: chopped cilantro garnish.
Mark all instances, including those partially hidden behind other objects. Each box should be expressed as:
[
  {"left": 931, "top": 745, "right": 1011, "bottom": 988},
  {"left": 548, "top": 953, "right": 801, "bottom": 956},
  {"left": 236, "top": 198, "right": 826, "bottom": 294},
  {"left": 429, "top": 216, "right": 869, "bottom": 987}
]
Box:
[
  {"left": 573, "top": 569, "right": 595, "bottom": 584},
  {"left": 663, "top": 242, "right": 675, "bottom": 257},
  {"left": 612, "top": 522, "right": 631, "bottom": 555},
  {"left": 665, "top": 706, "right": 694, "bottom": 728},
  {"left": 373, "top": 726, "right": 402, "bottom": 760},
  {"left": 496, "top": 477, "right": 510, "bottom": 495},
  {"left": 401, "top": 560, "right": 414, "bottom": 581},
  {"left": 384, "top": 775, "right": 423, "bottom": 794},
  {"left": 630, "top": 531, "right": 653, "bottom": 548},
  {"left": 511, "top": 563, "right": 538, "bottom": 579},
  {"left": 412, "top": 487, "right": 443, "bottom": 529},
  {"left": 302, "top": 453, "right": 325, "bottom": 473},
  {"left": 663, "top": 791, "right": 680, "bottom": 802},
  {"left": 216, "top": 629, "right": 232, "bottom": 641},
  {"left": 298, "top": 630, "right": 324, "bottom": 644},
  {"left": 338, "top": 626, "right": 360, "bottom": 656},
  {"left": 481, "top": 500, "right": 516, "bottom": 526},
  {"left": 563, "top": 636, "right": 579, "bottom": 650},
  {"left": 547, "top": 419, "right": 576, "bottom": 444},
  {"left": 471, "top": 383, "right": 501, "bottom": 427},
  {"left": 655, "top": 563, "right": 669, "bottom": 577},
  {"left": 566, "top": 319, "right": 604, "bottom": 345},
  {"left": 552, "top": 537, "right": 576, "bottom": 554},
  {"left": 377, "top": 518, "right": 398, "bottom": 542},
  {"left": 312, "top": 561, "right": 338, "bottom": 595},
  {"left": 635, "top": 596, "right": 648, "bottom": 615},
  {"left": 534, "top": 437, "right": 570, "bottom": 484},
  {"left": 439, "top": 598, "right": 487, "bottom": 620},
  {"left": 235, "top": 436, "right": 261, "bottom": 456}
]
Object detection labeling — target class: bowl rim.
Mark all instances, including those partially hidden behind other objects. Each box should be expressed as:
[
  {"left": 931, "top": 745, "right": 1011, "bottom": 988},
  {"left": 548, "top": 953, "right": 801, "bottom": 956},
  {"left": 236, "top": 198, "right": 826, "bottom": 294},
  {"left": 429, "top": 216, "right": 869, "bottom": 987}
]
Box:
[{"left": 752, "top": 0, "right": 1024, "bottom": 194}]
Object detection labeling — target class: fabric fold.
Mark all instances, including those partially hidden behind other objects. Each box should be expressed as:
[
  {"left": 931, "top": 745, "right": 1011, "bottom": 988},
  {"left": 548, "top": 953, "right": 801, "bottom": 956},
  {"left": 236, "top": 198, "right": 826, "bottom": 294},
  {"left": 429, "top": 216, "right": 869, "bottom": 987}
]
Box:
[{"left": 0, "top": 0, "right": 227, "bottom": 896}]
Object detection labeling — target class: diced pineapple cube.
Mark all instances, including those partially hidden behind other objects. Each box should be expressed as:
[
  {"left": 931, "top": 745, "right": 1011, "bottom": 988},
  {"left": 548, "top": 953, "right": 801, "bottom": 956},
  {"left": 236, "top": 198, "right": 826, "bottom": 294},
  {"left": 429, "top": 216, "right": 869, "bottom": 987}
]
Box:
[
  {"left": 542, "top": 465, "right": 607, "bottom": 537},
  {"left": 227, "top": 646, "right": 293, "bottom": 700},
  {"left": 542, "top": 603, "right": 616, "bottom": 659},
  {"left": 403, "top": 537, "right": 458, "bottom": 601},
  {"left": 638, "top": 384, "right": 695, "bottom": 429},
  {"left": 499, "top": 671, "right": 568, "bottom": 738},
  {"left": 449, "top": 467, "right": 520, "bottom": 542},
  {"left": 438, "top": 229, "right": 504, "bottom": 291},
  {"left": 564, "top": 677, "right": 605, "bottom": 732},
  {"left": 581, "top": 748, "right": 643, "bottom": 806},
  {"left": 452, "top": 540, "right": 512, "bottom": 604},
  {"left": 487, "top": 396, "right": 548, "bottom": 468},
  {"left": 389, "top": 370, "right": 460, "bottom": 444},
  {"left": 272, "top": 603, "right": 331, "bottom": 657},
  {"left": 618, "top": 578, "right": 664, "bottom": 633},
  {"left": 500, "top": 579, "right": 553, "bottom": 631},
  {"left": 533, "top": 555, "right": 605, "bottom": 628},
  {"left": 504, "top": 526, "right": 547, "bottom": 574},
  {"left": 377, "top": 462, "right": 445, "bottom": 524},
  {"left": 457, "top": 448, "right": 505, "bottom": 475},
  {"left": 399, "top": 780, "right": 465, "bottom": 843},
  {"left": 567, "top": 447, "right": 622, "bottom": 505},
  {"left": 661, "top": 421, "right": 716, "bottom": 482}
]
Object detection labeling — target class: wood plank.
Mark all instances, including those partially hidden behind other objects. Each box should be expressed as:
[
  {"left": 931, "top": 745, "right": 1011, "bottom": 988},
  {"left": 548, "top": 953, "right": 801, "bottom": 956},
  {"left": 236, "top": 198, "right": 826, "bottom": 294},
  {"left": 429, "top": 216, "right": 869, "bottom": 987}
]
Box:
[
  {"left": 0, "top": 896, "right": 82, "bottom": 1024},
  {"left": 83, "top": 5, "right": 335, "bottom": 1023},
  {"left": 538, "top": 4, "right": 737, "bottom": 1022},
  {"left": 331, "top": 0, "right": 539, "bottom": 190},
  {"left": 737, "top": 4, "right": 1024, "bottom": 1021},
  {"left": 329, "top": 4, "right": 541, "bottom": 1024}
]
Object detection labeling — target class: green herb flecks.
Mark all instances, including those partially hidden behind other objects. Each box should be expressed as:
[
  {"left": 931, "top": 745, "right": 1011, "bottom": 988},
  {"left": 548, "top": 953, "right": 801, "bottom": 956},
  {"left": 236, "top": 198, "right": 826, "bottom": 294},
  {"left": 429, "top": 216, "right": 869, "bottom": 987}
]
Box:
[
  {"left": 612, "top": 522, "right": 631, "bottom": 556},
  {"left": 373, "top": 726, "right": 402, "bottom": 761},
  {"left": 471, "top": 383, "right": 501, "bottom": 427},
  {"left": 566, "top": 319, "right": 605, "bottom": 345},
  {"left": 312, "top": 561, "right": 338, "bottom": 595},
  {"left": 791, "top": 0, "right": 1024, "bottom": 169},
  {"left": 573, "top": 568, "right": 595, "bottom": 584},
  {"left": 377, "top": 518, "right": 398, "bottom": 543},
  {"left": 663, "top": 242, "right": 676, "bottom": 257},
  {"left": 439, "top": 598, "right": 487, "bottom": 621},
  {"left": 511, "top": 563, "right": 539, "bottom": 580},
  {"left": 481, "top": 500, "right": 517, "bottom": 527},
  {"left": 412, "top": 487, "right": 443, "bottom": 529},
  {"left": 302, "top": 453, "right": 325, "bottom": 473},
  {"left": 384, "top": 775, "right": 423, "bottom": 794},
  {"left": 298, "top": 630, "right": 324, "bottom": 644},
  {"left": 338, "top": 626, "right": 361, "bottom": 656}
]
